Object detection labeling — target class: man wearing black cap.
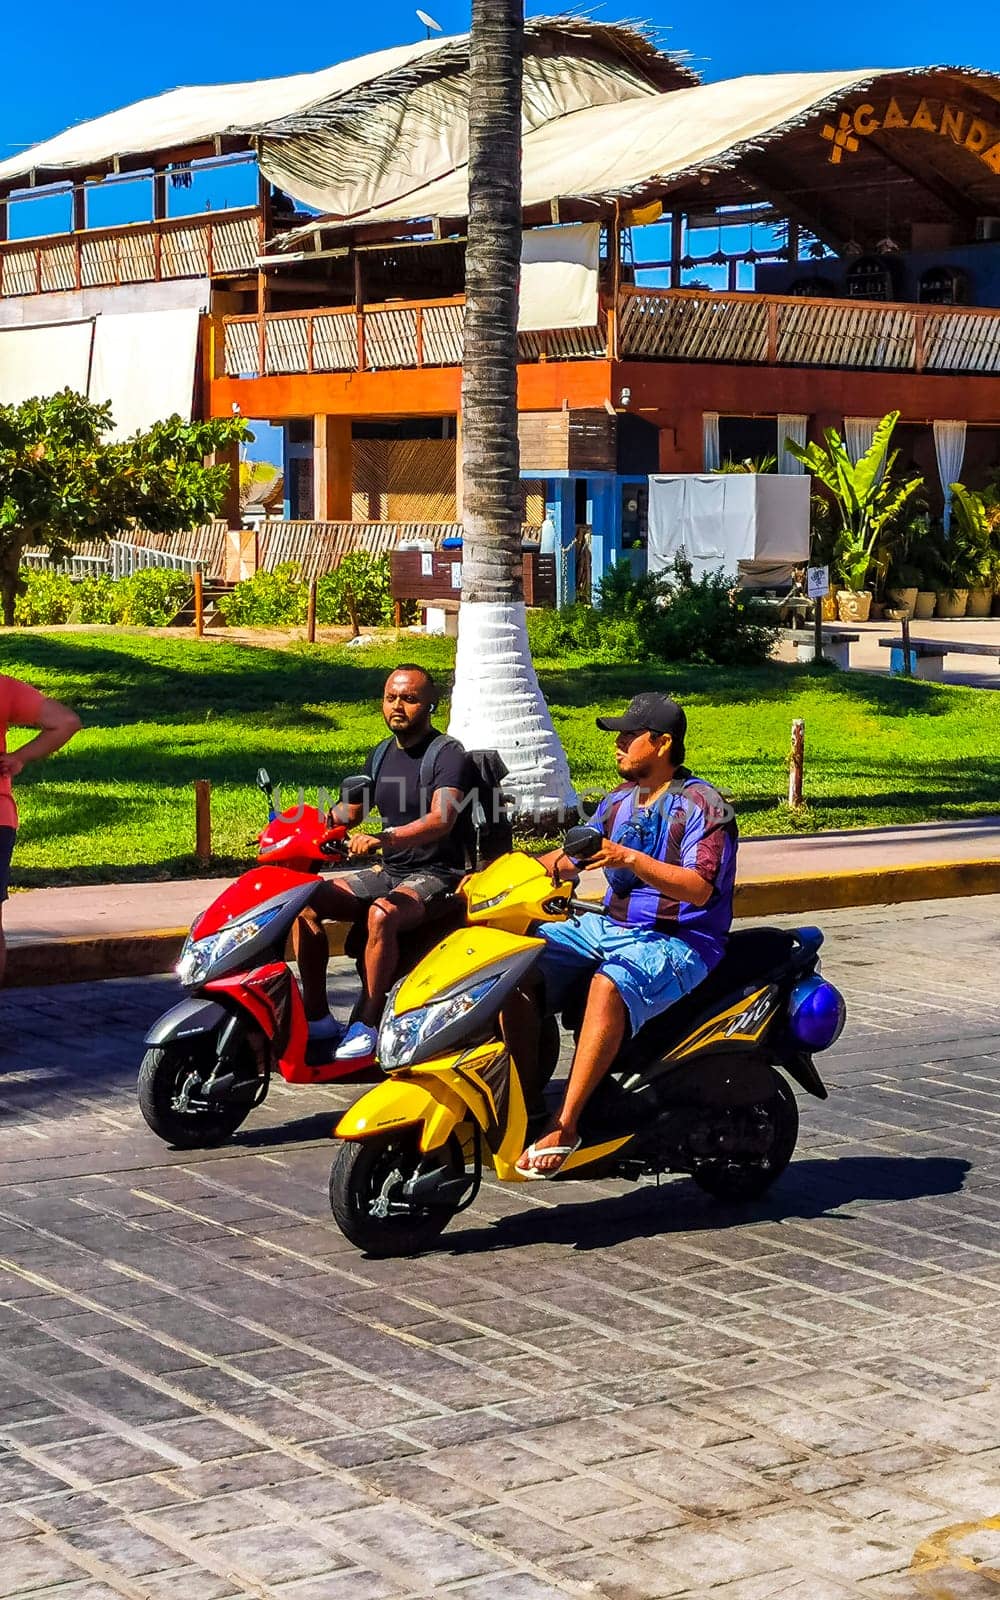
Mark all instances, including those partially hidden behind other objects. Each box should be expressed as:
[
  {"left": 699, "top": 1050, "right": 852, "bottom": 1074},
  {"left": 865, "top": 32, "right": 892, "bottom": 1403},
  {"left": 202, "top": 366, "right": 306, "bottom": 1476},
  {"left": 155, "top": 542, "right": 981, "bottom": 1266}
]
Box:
[{"left": 516, "top": 692, "right": 738, "bottom": 1177}]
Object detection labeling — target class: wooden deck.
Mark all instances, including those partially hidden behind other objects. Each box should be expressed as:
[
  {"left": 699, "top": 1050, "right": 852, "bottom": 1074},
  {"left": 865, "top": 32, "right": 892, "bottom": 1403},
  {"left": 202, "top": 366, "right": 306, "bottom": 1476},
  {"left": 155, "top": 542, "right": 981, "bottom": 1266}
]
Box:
[
  {"left": 220, "top": 287, "right": 1000, "bottom": 380},
  {"left": 0, "top": 210, "right": 259, "bottom": 297}
]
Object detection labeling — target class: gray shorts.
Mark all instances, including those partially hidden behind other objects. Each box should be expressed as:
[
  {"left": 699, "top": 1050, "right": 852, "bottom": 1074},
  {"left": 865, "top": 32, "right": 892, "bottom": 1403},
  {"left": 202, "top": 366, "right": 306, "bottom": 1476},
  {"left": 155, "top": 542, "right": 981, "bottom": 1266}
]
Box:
[
  {"left": 326, "top": 865, "right": 456, "bottom": 907},
  {"left": 0, "top": 826, "right": 14, "bottom": 905}
]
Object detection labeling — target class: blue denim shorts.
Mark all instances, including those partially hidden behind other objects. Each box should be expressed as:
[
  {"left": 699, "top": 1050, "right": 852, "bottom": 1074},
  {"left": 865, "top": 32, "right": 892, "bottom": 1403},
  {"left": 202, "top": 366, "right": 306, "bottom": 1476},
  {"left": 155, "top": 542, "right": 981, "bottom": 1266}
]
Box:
[
  {"left": 538, "top": 911, "right": 708, "bottom": 1038},
  {"left": 0, "top": 826, "right": 15, "bottom": 904}
]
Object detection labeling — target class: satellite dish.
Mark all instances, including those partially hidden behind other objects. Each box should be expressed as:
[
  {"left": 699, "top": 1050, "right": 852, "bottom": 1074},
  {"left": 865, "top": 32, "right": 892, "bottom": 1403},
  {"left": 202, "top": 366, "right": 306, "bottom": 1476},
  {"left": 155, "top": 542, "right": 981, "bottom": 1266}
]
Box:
[{"left": 416, "top": 8, "right": 443, "bottom": 36}]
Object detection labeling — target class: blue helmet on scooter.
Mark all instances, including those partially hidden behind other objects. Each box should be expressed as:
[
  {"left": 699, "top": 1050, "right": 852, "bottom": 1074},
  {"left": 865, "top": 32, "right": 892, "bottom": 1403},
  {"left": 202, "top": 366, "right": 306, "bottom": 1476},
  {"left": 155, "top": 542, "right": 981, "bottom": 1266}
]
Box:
[{"left": 787, "top": 975, "right": 846, "bottom": 1051}]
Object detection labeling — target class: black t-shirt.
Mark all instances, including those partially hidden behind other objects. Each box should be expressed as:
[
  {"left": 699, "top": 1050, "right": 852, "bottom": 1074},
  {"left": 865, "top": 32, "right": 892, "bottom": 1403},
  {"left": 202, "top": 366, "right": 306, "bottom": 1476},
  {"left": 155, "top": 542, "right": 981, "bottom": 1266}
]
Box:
[{"left": 364, "top": 730, "right": 472, "bottom": 876}]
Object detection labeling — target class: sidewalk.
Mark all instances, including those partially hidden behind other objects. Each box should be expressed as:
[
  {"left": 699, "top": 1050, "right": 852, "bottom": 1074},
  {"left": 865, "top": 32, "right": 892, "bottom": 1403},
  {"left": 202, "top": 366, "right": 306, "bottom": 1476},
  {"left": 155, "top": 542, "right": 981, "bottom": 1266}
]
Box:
[
  {"left": 5, "top": 816, "right": 1000, "bottom": 986},
  {"left": 774, "top": 615, "right": 1000, "bottom": 687}
]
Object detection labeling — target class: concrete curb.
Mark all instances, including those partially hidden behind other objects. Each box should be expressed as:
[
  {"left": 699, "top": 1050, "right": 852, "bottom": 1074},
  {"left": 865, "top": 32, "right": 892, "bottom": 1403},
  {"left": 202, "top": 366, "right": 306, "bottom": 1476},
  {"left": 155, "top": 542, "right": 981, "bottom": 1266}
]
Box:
[{"left": 6, "top": 858, "right": 1000, "bottom": 987}]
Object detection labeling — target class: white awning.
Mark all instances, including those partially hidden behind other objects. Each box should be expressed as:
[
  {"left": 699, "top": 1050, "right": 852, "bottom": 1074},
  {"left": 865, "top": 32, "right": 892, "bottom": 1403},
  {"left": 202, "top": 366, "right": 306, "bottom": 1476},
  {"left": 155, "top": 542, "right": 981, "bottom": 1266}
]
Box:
[
  {"left": 0, "top": 320, "right": 93, "bottom": 406},
  {"left": 89, "top": 309, "right": 201, "bottom": 437},
  {"left": 0, "top": 39, "right": 448, "bottom": 185},
  {"left": 519, "top": 223, "right": 600, "bottom": 332},
  {"left": 0, "top": 310, "right": 199, "bottom": 432},
  {"left": 284, "top": 64, "right": 1000, "bottom": 233}
]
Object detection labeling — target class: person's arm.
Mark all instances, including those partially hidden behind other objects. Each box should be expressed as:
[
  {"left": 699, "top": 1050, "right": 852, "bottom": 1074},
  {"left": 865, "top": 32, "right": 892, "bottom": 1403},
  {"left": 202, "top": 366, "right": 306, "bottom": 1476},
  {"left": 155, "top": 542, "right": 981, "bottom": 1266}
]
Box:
[
  {"left": 589, "top": 839, "right": 712, "bottom": 907},
  {"left": 590, "top": 791, "right": 729, "bottom": 909},
  {"left": 0, "top": 694, "right": 81, "bottom": 779},
  {"left": 380, "top": 785, "right": 465, "bottom": 851}
]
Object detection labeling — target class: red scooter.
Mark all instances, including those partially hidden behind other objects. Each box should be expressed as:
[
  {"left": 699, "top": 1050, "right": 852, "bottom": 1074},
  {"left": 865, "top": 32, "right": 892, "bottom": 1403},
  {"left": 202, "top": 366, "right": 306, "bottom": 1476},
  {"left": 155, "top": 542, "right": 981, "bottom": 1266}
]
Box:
[{"left": 138, "top": 769, "right": 379, "bottom": 1148}]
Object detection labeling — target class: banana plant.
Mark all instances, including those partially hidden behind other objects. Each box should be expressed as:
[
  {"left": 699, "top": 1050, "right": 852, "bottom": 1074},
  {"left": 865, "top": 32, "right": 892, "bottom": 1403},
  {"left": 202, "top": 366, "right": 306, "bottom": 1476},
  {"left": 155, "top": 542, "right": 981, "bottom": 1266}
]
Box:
[
  {"left": 786, "top": 411, "right": 923, "bottom": 592},
  {"left": 948, "top": 482, "right": 1000, "bottom": 589}
]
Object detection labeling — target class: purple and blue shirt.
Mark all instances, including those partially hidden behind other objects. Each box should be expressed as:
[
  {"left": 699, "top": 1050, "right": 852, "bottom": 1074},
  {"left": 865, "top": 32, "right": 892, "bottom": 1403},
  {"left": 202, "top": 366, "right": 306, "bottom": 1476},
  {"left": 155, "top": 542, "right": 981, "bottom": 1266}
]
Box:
[{"left": 592, "top": 769, "right": 738, "bottom": 971}]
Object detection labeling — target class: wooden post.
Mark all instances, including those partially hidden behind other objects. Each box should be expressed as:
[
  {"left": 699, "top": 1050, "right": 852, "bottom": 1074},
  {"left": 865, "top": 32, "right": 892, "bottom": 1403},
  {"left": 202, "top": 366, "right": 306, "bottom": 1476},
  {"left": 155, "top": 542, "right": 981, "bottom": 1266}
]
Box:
[
  {"left": 306, "top": 576, "right": 317, "bottom": 644},
  {"left": 900, "top": 611, "right": 912, "bottom": 677},
  {"left": 788, "top": 718, "right": 805, "bottom": 809},
  {"left": 193, "top": 569, "right": 204, "bottom": 638},
  {"left": 194, "top": 780, "right": 212, "bottom": 867}
]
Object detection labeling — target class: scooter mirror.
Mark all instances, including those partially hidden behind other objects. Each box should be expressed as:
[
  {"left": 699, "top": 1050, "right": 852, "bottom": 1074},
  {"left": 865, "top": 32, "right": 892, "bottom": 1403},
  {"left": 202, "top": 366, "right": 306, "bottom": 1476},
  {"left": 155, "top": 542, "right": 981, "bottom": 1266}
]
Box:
[
  {"left": 256, "top": 768, "right": 272, "bottom": 793},
  {"left": 563, "top": 824, "right": 604, "bottom": 864},
  {"left": 340, "top": 774, "right": 372, "bottom": 807}
]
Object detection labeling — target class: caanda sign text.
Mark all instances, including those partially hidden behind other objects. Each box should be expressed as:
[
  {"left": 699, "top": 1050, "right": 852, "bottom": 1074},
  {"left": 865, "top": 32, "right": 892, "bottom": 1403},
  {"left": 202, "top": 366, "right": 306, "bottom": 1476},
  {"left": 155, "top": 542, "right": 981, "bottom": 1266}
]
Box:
[{"left": 822, "top": 98, "right": 1000, "bottom": 172}]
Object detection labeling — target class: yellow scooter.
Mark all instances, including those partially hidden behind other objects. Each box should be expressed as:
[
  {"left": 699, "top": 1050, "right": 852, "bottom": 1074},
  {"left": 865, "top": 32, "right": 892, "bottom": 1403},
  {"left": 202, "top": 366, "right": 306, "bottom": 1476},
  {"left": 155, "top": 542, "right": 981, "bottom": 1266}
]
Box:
[{"left": 328, "top": 829, "right": 845, "bottom": 1256}]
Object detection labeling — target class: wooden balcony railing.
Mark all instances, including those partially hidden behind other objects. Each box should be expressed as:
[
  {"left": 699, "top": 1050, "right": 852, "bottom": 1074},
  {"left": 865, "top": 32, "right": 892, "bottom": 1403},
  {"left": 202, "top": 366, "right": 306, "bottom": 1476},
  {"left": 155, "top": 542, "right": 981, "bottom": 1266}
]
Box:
[
  {"left": 222, "top": 297, "right": 610, "bottom": 378},
  {"left": 0, "top": 208, "right": 260, "bottom": 298},
  {"left": 616, "top": 286, "right": 1000, "bottom": 375},
  {"left": 220, "top": 285, "right": 1000, "bottom": 380}
]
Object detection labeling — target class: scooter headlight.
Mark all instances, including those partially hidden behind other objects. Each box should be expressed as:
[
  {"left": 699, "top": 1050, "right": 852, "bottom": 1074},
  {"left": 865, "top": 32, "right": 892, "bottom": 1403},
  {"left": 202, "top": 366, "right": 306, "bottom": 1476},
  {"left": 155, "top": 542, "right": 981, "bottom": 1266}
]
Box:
[
  {"left": 379, "top": 976, "right": 500, "bottom": 1070},
  {"left": 176, "top": 904, "right": 284, "bottom": 987}
]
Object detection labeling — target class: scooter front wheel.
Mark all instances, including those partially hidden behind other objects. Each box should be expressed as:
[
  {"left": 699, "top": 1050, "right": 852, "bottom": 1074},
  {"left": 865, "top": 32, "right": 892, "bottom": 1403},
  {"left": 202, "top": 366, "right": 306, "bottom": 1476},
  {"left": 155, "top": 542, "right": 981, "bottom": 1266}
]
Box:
[
  {"left": 137, "top": 1043, "right": 256, "bottom": 1148},
  {"left": 330, "top": 1133, "right": 459, "bottom": 1257}
]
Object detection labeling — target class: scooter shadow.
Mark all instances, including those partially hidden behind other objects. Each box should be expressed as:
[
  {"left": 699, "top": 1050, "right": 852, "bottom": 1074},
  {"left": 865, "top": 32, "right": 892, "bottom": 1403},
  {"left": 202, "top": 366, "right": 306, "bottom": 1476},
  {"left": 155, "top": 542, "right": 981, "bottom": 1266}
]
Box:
[{"left": 444, "top": 1155, "right": 971, "bottom": 1255}]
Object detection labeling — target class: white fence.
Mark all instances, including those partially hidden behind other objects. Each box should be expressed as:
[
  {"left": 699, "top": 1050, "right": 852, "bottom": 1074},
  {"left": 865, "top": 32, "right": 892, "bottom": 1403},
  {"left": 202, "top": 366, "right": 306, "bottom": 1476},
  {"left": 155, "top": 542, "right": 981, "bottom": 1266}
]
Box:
[{"left": 108, "top": 542, "right": 203, "bottom": 580}]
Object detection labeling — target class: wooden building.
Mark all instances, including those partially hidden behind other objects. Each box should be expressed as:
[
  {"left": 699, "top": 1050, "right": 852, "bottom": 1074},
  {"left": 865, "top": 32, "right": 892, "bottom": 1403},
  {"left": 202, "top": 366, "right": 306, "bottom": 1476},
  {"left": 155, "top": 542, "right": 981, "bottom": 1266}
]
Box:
[{"left": 3, "top": 24, "right": 1000, "bottom": 597}]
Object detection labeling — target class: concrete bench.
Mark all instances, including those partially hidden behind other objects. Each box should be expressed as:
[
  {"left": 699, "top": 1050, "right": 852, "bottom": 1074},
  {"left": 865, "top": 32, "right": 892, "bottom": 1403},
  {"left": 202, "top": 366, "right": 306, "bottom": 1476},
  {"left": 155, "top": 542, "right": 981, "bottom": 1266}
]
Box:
[
  {"left": 879, "top": 637, "right": 1000, "bottom": 680},
  {"left": 793, "top": 631, "right": 860, "bottom": 670}
]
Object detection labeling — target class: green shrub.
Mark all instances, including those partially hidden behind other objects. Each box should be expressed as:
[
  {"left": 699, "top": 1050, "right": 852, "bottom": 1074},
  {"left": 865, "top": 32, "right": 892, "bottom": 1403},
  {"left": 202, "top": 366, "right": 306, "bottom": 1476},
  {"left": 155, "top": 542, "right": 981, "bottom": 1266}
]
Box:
[
  {"left": 218, "top": 554, "right": 397, "bottom": 630},
  {"left": 217, "top": 564, "right": 303, "bottom": 627},
  {"left": 77, "top": 575, "right": 118, "bottom": 625},
  {"left": 315, "top": 552, "right": 395, "bottom": 628},
  {"left": 529, "top": 560, "right": 777, "bottom": 667},
  {"left": 115, "top": 569, "right": 191, "bottom": 627},
  {"left": 75, "top": 569, "right": 190, "bottom": 627},
  {"left": 14, "top": 569, "right": 76, "bottom": 626}
]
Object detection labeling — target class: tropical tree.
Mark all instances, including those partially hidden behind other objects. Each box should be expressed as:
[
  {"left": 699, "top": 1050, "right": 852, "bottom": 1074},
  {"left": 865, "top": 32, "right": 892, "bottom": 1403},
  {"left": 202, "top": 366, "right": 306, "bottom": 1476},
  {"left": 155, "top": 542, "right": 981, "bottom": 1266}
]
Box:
[
  {"left": 0, "top": 391, "right": 247, "bottom": 625},
  {"left": 446, "top": 0, "right": 577, "bottom": 826},
  {"left": 786, "top": 410, "right": 922, "bottom": 593}
]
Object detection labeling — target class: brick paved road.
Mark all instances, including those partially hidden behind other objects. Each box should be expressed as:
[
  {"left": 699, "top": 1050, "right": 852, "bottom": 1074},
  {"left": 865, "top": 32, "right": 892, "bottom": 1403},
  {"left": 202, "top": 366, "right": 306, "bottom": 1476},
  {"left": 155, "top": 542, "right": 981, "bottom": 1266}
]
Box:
[{"left": 2, "top": 895, "right": 1000, "bottom": 1600}]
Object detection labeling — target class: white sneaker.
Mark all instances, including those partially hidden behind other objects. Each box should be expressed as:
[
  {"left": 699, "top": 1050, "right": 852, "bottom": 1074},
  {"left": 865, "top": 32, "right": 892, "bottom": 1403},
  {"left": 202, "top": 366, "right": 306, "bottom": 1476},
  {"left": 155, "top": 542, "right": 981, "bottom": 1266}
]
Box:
[
  {"left": 334, "top": 1022, "right": 378, "bottom": 1062},
  {"left": 308, "top": 1014, "right": 345, "bottom": 1043}
]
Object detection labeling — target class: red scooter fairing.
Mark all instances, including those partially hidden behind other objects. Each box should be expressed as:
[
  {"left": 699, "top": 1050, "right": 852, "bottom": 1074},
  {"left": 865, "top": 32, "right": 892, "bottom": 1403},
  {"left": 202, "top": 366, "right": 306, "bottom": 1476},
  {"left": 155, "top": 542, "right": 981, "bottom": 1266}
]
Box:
[
  {"left": 257, "top": 804, "right": 348, "bottom": 873},
  {"left": 192, "top": 866, "right": 321, "bottom": 942}
]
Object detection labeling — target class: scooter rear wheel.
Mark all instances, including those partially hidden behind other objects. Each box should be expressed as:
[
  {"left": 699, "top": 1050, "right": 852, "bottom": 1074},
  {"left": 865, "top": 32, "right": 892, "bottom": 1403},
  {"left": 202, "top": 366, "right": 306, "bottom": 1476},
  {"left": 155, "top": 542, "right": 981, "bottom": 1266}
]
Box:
[
  {"left": 137, "top": 1043, "right": 255, "bottom": 1148},
  {"left": 330, "top": 1132, "right": 458, "bottom": 1256},
  {"left": 690, "top": 1073, "right": 799, "bottom": 1201}
]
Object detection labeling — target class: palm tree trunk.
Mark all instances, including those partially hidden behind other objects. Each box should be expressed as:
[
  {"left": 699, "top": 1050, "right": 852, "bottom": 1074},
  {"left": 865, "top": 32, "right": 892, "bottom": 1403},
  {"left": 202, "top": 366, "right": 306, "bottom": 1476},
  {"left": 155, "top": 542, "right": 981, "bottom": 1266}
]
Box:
[{"left": 447, "top": 0, "right": 577, "bottom": 828}]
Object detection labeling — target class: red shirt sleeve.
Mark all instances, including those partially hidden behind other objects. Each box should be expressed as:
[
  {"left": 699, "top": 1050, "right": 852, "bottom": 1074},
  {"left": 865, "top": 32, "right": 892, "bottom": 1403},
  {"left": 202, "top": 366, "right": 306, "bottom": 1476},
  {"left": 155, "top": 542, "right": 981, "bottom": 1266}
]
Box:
[{"left": 1, "top": 676, "right": 46, "bottom": 727}]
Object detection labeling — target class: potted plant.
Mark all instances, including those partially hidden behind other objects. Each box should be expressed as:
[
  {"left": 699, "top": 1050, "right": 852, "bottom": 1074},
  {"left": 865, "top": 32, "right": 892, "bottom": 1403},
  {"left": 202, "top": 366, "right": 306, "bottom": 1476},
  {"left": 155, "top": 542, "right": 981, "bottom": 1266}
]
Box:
[
  {"left": 787, "top": 412, "right": 922, "bottom": 625},
  {"left": 949, "top": 484, "right": 994, "bottom": 617},
  {"left": 883, "top": 510, "right": 938, "bottom": 618}
]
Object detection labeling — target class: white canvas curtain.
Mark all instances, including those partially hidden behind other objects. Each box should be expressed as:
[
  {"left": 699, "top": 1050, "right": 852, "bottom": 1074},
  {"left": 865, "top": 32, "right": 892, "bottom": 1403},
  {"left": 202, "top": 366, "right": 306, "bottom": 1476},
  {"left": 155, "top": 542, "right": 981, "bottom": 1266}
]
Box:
[
  {"left": 89, "top": 309, "right": 200, "bottom": 438},
  {"left": 0, "top": 320, "right": 94, "bottom": 406},
  {"left": 933, "top": 420, "right": 967, "bottom": 534},
  {"left": 702, "top": 412, "right": 720, "bottom": 471},
  {"left": 778, "top": 414, "right": 808, "bottom": 474},
  {"left": 0, "top": 312, "right": 198, "bottom": 433},
  {"left": 518, "top": 223, "right": 600, "bottom": 332},
  {"left": 844, "top": 417, "right": 879, "bottom": 463}
]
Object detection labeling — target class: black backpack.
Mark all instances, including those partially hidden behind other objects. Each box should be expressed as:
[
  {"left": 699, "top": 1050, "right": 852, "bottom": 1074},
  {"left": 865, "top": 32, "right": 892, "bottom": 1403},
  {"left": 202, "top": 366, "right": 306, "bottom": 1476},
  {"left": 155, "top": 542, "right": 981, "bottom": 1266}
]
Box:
[{"left": 369, "top": 734, "right": 514, "bottom": 869}]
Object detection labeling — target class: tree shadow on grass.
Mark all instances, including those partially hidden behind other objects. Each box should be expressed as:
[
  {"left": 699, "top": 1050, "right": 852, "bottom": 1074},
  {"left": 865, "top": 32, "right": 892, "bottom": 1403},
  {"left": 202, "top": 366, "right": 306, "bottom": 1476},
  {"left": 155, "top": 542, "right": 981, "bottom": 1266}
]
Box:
[{"left": 441, "top": 1154, "right": 971, "bottom": 1258}]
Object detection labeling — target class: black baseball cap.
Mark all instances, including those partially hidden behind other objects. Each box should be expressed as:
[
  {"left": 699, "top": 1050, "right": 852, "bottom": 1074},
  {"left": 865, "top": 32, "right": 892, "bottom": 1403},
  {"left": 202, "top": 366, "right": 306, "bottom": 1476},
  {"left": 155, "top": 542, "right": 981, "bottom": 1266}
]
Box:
[{"left": 596, "top": 693, "right": 687, "bottom": 741}]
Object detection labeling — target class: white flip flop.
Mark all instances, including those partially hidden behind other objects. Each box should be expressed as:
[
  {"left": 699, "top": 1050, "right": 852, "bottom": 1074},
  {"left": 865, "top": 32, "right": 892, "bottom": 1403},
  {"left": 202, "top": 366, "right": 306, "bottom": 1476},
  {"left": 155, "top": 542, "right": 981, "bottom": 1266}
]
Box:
[{"left": 517, "top": 1138, "right": 582, "bottom": 1180}]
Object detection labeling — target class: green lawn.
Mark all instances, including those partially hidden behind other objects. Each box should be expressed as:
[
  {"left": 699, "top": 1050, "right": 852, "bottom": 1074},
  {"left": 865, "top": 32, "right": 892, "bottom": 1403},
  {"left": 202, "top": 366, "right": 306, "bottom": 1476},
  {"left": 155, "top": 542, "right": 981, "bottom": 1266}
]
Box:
[{"left": 3, "top": 627, "right": 999, "bottom": 888}]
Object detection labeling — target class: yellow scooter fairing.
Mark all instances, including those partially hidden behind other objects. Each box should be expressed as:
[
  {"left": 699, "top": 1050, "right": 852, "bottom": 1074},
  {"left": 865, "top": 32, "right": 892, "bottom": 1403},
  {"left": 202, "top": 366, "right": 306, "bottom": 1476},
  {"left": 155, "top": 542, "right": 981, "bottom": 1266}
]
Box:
[
  {"left": 463, "top": 851, "right": 573, "bottom": 936},
  {"left": 393, "top": 924, "right": 545, "bottom": 1015},
  {"left": 335, "top": 1076, "right": 469, "bottom": 1153},
  {"left": 335, "top": 1038, "right": 511, "bottom": 1152}
]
